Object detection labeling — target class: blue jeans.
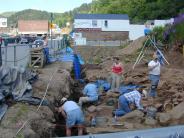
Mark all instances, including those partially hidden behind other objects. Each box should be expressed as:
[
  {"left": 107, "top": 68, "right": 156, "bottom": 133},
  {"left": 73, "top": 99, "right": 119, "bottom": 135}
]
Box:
[
  {"left": 113, "top": 95, "right": 131, "bottom": 116},
  {"left": 66, "top": 108, "right": 84, "bottom": 128},
  {"left": 149, "top": 74, "right": 160, "bottom": 97}
]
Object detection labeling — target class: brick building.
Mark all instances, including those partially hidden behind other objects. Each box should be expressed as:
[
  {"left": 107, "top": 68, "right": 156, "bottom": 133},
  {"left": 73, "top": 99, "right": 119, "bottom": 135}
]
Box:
[
  {"left": 74, "top": 14, "right": 130, "bottom": 46},
  {"left": 18, "top": 20, "right": 49, "bottom": 35}
]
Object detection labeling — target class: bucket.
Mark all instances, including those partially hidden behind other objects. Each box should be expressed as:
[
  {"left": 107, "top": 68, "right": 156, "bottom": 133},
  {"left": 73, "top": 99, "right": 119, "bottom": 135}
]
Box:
[
  {"left": 96, "top": 117, "right": 108, "bottom": 126},
  {"left": 164, "top": 103, "right": 173, "bottom": 112}
]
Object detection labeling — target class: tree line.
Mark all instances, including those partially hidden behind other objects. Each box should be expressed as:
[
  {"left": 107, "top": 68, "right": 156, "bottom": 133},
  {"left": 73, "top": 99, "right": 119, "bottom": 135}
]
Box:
[{"left": 3, "top": 0, "right": 184, "bottom": 27}]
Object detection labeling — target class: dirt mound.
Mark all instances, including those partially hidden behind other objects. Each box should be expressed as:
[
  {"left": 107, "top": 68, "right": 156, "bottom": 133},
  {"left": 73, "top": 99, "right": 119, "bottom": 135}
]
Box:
[
  {"left": 116, "top": 36, "right": 146, "bottom": 56},
  {"left": 166, "top": 50, "right": 184, "bottom": 68},
  {"left": 33, "top": 62, "right": 74, "bottom": 101}
]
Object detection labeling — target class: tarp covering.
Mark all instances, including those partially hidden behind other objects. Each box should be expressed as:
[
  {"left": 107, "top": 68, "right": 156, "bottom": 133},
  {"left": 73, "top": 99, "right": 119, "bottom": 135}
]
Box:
[
  {"left": 45, "top": 47, "right": 84, "bottom": 65},
  {"left": 0, "top": 66, "right": 48, "bottom": 121},
  {"left": 119, "top": 84, "right": 142, "bottom": 95},
  {"left": 95, "top": 80, "right": 111, "bottom": 92}
]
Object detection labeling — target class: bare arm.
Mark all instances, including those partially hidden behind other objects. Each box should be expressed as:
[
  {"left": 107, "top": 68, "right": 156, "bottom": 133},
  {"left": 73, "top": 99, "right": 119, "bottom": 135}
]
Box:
[{"left": 58, "top": 106, "right": 67, "bottom": 119}]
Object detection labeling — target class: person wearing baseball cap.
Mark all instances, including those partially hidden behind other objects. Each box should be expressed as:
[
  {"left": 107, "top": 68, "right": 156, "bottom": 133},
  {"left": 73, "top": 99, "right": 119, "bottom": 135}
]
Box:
[{"left": 57, "top": 97, "right": 84, "bottom": 136}]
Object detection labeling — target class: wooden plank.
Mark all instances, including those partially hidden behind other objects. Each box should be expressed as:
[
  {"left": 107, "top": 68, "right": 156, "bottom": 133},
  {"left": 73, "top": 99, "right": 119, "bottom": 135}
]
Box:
[{"left": 31, "top": 57, "right": 41, "bottom": 67}]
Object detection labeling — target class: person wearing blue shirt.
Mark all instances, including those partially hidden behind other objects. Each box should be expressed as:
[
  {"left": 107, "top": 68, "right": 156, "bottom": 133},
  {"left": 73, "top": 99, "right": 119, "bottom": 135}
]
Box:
[
  {"left": 56, "top": 97, "right": 85, "bottom": 136},
  {"left": 79, "top": 79, "right": 98, "bottom": 107},
  {"left": 113, "top": 88, "right": 145, "bottom": 117}
]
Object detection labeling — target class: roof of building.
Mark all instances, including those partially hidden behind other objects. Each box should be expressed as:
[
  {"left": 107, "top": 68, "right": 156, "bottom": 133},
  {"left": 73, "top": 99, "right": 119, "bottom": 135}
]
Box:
[{"left": 74, "top": 14, "right": 129, "bottom": 20}]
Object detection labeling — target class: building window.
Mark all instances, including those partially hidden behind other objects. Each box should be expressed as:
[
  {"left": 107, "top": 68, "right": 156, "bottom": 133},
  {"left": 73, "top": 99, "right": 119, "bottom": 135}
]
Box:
[
  {"left": 92, "top": 20, "right": 97, "bottom": 27},
  {"left": 2, "top": 22, "right": 7, "bottom": 26},
  {"left": 104, "top": 20, "right": 108, "bottom": 27}
]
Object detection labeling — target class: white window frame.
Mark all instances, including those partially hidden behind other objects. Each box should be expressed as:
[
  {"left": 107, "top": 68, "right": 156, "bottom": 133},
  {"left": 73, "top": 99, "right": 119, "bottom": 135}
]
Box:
[{"left": 92, "top": 20, "right": 97, "bottom": 27}]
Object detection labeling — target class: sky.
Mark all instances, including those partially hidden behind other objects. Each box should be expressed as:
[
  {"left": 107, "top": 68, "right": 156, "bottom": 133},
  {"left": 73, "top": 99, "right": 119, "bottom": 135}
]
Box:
[{"left": 0, "top": 0, "right": 92, "bottom": 13}]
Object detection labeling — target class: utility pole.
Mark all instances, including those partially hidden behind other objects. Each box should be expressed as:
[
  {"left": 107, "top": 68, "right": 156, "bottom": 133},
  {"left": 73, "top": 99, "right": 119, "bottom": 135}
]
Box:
[
  {"left": 50, "top": 13, "right": 53, "bottom": 48},
  {"left": 0, "top": 37, "right": 2, "bottom": 66}
]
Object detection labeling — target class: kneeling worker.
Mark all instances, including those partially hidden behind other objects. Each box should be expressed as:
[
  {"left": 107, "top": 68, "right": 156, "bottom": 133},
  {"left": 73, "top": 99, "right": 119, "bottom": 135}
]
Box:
[
  {"left": 79, "top": 78, "right": 98, "bottom": 107},
  {"left": 56, "top": 97, "right": 84, "bottom": 136},
  {"left": 113, "top": 88, "right": 144, "bottom": 116}
]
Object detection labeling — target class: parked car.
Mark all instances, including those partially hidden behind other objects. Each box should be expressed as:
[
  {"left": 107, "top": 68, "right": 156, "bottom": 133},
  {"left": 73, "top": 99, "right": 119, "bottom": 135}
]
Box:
[
  {"left": 20, "top": 38, "right": 29, "bottom": 44},
  {"left": 32, "top": 40, "right": 44, "bottom": 48}
]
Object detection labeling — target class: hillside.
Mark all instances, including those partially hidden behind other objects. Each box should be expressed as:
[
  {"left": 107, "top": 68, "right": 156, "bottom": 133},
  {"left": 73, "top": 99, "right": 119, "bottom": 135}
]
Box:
[
  {"left": 0, "top": 12, "right": 15, "bottom": 17},
  {"left": 6, "top": 9, "right": 61, "bottom": 27},
  {"left": 2, "top": 3, "right": 91, "bottom": 27}
]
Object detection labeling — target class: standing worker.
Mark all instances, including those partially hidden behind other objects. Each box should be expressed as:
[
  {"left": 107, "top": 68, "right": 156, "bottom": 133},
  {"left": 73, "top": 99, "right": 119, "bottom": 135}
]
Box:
[
  {"left": 56, "top": 97, "right": 85, "bottom": 136},
  {"left": 79, "top": 78, "right": 98, "bottom": 107},
  {"left": 110, "top": 57, "right": 124, "bottom": 92},
  {"left": 148, "top": 52, "right": 161, "bottom": 97}
]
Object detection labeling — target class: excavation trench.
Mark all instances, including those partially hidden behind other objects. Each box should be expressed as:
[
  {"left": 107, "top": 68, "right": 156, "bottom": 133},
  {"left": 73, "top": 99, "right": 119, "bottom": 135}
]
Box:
[{"left": 30, "top": 63, "right": 87, "bottom": 137}]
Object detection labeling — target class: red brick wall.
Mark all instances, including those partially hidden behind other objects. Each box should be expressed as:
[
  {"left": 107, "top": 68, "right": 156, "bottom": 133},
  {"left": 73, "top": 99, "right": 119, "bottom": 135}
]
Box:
[
  {"left": 18, "top": 20, "right": 49, "bottom": 33},
  {"left": 76, "top": 31, "right": 129, "bottom": 41}
]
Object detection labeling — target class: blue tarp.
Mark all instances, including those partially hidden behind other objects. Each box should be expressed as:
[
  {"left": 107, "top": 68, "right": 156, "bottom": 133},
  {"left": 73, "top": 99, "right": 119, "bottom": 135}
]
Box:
[
  {"left": 0, "top": 104, "right": 8, "bottom": 120},
  {"left": 45, "top": 47, "right": 85, "bottom": 65},
  {"left": 119, "top": 84, "right": 142, "bottom": 95},
  {"left": 74, "top": 54, "right": 81, "bottom": 80},
  {"left": 77, "top": 54, "right": 85, "bottom": 65},
  {"left": 94, "top": 80, "right": 142, "bottom": 93},
  {"left": 95, "top": 80, "right": 111, "bottom": 92}
]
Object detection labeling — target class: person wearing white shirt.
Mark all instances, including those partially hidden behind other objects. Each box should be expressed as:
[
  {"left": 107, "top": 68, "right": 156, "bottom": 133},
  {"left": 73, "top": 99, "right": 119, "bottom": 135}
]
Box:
[{"left": 148, "top": 52, "right": 161, "bottom": 97}]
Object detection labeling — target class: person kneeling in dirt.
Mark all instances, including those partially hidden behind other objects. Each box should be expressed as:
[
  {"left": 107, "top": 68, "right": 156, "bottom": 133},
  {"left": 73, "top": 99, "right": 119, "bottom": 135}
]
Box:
[
  {"left": 56, "top": 97, "right": 85, "bottom": 136},
  {"left": 79, "top": 78, "right": 99, "bottom": 107},
  {"left": 113, "top": 88, "right": 145, "bottom": 117}
]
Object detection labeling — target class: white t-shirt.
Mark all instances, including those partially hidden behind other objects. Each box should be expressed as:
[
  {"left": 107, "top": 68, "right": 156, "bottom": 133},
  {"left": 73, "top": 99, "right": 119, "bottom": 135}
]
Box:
[
  {"left": 62, "top": 101, "right": 79, "bottom": 113},
  {"left": 148, "top": 60, "right": 161, "bottom": 75}
]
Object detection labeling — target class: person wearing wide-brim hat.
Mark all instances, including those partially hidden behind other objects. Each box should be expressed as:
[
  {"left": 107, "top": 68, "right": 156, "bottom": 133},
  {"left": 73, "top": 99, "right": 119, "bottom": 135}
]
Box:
[{"left": 56, "top": 97, "right": 84, "bottom": 136}]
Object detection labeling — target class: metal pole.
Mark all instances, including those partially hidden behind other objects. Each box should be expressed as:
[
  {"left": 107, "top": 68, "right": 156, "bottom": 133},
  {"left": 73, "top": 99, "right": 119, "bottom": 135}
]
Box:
[
  {"left": 148, "top": 36, "right": 170, "bottom": 65},
  {"left": 51, "top": 13, "right": 53, "bottom": 49},
  {"left": 132, "top": 38, "right": 149, "bottom": 69},
  {"left": 5, "top": 41, "right": 7, "bottom": 66},
  {"left": 14, "top": 45, "right": 17, "bottom": 66},
  {"left": 0, "top": 38, "right": 2, "bottom": 66}
]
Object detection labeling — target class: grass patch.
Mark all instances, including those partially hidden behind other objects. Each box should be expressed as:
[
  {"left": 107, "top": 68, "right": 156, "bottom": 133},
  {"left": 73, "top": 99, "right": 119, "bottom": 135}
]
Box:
[
  {"left": 16, "top": 134, "right": 24, "bottom": 138},
  {"left": 119, "top": 43, "right": 129, "bottom": 49},
  {"left": 10, "top": 104, "right": 28, "bottom": 124}
]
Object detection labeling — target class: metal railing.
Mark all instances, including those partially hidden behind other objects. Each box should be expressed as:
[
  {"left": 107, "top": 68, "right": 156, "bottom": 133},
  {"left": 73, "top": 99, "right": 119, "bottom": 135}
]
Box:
[{"left": 0, "top": 38, "right": 65, "bottom": 67}]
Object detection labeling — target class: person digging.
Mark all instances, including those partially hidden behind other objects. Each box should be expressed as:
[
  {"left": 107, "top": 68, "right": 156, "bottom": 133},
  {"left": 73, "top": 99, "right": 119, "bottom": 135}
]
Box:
[
  {"left": 55, "top": 97, "right": 85, "bottom": 136},
  {"left": 78, "top": 77, "right": 99, "bottom": 108},
  {"left": 113, "top": 88, "right": 146, "bottom": 117}
]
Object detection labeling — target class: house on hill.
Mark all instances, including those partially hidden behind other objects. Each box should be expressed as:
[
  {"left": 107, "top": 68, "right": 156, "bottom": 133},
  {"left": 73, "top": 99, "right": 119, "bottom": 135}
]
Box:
[
  {"left": 0, "top": 15, "right": 8, "bottom": 34},
  {"left": 0, "top": 15, "right": 7, "bottom": 28},
  {"left": 18, "top": 20, "right": 49, "bottom": 35},
  {"left": 74, "top": 14, "right": 130, "bottom": 46}
]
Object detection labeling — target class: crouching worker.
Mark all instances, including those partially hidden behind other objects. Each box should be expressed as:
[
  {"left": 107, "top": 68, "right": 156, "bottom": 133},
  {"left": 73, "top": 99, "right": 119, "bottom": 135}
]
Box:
[
  {"left": 113, "top": 88, "right": 145, "bottom": 117},
  {"left": 79, "top": 78, "right": 98, "bottom": 107},
  {"left": 56, "top": 97, "right": 85, "bottom": 136}
]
